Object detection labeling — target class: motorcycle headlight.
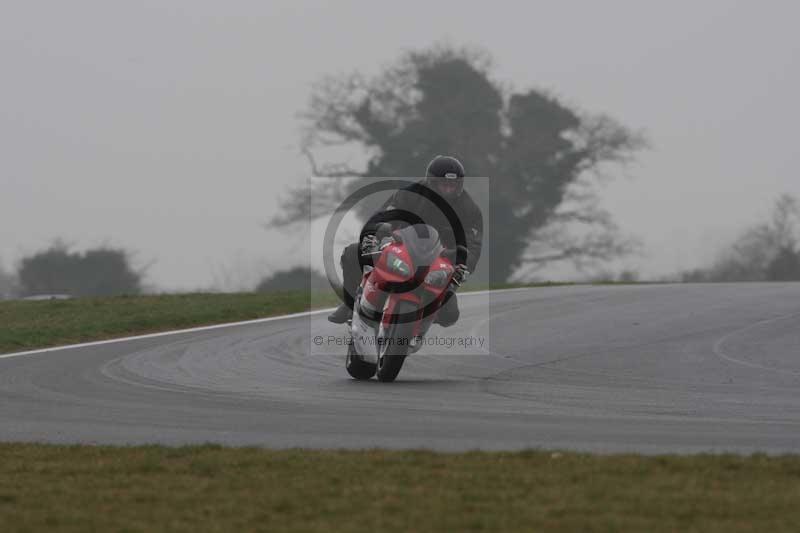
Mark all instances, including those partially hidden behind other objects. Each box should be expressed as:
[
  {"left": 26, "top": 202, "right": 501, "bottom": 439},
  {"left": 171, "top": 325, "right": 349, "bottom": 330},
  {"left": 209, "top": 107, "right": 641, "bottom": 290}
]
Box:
[
  {"left": 424, "top": 269, "right": 450, "bottom": 287},
  {"left": 386, "top": 252, "right": 410, "bottom": 277}
]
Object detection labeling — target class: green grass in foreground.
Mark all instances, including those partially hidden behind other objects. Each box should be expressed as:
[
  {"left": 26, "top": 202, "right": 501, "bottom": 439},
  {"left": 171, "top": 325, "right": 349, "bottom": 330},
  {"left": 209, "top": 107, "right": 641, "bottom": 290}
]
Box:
[{"left": 1, "top": 444, "right": 798, "bottom": 532}]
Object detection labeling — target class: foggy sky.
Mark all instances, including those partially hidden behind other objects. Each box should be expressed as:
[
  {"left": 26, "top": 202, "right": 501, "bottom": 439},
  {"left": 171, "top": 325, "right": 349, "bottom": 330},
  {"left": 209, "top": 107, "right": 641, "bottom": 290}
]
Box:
[{"left": 2, "top": 1, "right": 799, "bottom": 290}]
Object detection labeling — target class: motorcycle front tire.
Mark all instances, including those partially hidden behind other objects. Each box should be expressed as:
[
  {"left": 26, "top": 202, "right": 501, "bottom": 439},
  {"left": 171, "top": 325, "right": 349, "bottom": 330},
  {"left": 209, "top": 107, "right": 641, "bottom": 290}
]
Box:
[
  {"left": 375, "top": 301, "right": 416, "bottom": 382},
  {"left": 346, "top": 342, "right": 377, "bottom": 380}
]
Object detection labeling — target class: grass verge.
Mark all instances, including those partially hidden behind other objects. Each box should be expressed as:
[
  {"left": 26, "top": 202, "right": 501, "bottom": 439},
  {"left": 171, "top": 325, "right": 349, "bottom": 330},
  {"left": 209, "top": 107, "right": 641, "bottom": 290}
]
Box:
[
  {"left": 1, "top": 444, "right": 798, "bottom": 532},
  {"left": 0, "top": 282, "right": 654, "bottom": 354},
  {"left": 0, "top": 291, "right": 339, "bottom": 354}
]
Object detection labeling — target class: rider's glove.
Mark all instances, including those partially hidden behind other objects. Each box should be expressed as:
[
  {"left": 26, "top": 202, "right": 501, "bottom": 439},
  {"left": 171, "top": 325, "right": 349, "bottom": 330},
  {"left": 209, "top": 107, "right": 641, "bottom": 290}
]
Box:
[
  {"left": 453, "top": 264, "right": 470, "bottom": 286},
  {"left": 360, "top": 234, "right": 380, "bottom": 255}
]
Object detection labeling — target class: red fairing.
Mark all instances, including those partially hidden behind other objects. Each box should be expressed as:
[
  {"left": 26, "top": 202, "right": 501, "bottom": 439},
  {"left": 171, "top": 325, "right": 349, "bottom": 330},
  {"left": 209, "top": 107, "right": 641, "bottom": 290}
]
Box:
[
  {"left": 361, "top": 244, "right": 413, "bottom": 310},
  {"left": 374, "top": 244, "right": 413, "bottom": 284},
  {"left": 362, "top": 242, "right": 457, "bottom": 336},
  {"left": 424, "top": 258, "right": 455, "bottom": 298}
]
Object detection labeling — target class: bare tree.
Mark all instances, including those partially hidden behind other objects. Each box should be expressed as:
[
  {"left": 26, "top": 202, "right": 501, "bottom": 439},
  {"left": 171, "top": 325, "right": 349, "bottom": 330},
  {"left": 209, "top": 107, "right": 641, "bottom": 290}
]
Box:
[
  {"left": 270, "top": 45, "right": 646, "bottom": 283},
  {"left": 683, "top": 194, "right": 800, "bottom": 282}
]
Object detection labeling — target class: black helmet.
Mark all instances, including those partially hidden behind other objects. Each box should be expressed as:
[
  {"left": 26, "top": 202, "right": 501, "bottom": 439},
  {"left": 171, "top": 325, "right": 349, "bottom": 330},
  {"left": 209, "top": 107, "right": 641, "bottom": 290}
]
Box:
[{"left": 425, "top": 155, "right": 465, "bottom": 198}]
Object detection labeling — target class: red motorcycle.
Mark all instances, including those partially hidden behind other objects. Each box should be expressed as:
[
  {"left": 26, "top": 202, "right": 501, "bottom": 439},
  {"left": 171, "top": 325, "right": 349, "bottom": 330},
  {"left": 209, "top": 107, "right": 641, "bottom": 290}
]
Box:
[{"left": 345, "top": 223, "right": 467, "bottom": 382}]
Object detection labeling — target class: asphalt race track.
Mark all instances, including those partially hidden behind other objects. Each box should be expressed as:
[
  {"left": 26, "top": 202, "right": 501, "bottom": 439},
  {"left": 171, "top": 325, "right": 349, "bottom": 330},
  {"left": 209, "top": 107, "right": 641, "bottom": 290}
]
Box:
[{"left": 2, "top": 284, "right": 800, "bottom": 453}]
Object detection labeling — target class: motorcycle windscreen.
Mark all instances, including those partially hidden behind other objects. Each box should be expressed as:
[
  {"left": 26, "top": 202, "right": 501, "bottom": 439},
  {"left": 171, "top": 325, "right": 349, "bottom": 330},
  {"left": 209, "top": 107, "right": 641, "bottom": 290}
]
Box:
[{"left": 394, "top": 224, "right": 443, "bottom": 271}]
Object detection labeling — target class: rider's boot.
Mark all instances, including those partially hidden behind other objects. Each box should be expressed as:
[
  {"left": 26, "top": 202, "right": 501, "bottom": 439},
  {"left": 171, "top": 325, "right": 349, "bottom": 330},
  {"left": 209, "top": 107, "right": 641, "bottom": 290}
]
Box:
[
  {"left": 433, "top": 291, "right": 459, "bottom": 327},
  {"left": 327, "top": 303, "right": 353, "bottom": 324}
]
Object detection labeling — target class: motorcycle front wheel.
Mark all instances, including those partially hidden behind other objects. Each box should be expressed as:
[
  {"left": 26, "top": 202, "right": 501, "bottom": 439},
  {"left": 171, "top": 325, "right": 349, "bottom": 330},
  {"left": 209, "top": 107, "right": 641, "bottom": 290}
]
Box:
[
  {"left": 375, "top": 301, "right": 416, "bottom": 382},
  {"left": 346, "top": 342, "right": 377, "bottom": 380}
]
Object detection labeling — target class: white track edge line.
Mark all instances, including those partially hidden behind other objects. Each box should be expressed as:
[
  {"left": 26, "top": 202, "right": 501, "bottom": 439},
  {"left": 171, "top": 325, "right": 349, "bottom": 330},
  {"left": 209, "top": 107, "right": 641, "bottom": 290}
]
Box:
[
  {"left": 0, "top": 308, "right": 334, "bottom": 359},
  {"left": 0, "top": 286, "right": 545, "bottom": 359}
]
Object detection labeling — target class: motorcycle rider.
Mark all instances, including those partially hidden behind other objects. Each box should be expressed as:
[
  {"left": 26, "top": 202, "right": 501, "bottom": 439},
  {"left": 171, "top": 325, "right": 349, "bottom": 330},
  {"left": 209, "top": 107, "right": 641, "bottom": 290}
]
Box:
[{"left": 328, "top": 155, "right": 483, "bottom": 325}]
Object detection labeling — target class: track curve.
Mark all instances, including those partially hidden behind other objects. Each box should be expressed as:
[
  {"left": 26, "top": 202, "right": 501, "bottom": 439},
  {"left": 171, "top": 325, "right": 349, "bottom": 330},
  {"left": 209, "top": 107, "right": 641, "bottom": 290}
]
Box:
[{"left": 2, "top": 283, "right": 800, "bottom": 453}]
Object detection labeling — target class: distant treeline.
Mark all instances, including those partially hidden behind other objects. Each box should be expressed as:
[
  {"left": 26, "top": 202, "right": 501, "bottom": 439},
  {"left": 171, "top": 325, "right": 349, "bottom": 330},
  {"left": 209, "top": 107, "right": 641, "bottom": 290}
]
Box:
[
  {"left": 4, "top": 194, "right": 796, "bottom": 299},
  {"left": 0, "top": 243, "right": 329, "bottom": 299},
  {"left": 1, "top": 243, "right": 143, "bottom": 298},
  {"left": 682, "top": 195, "right": 800, "bottom": 282}
]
